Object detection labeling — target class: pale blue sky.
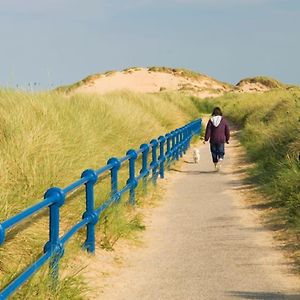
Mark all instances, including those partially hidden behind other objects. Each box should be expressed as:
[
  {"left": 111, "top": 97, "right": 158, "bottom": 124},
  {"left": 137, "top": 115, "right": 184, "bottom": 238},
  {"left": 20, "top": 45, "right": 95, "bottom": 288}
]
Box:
[{"left": 0, "top": 0, "right": 299, "bottom": 89}]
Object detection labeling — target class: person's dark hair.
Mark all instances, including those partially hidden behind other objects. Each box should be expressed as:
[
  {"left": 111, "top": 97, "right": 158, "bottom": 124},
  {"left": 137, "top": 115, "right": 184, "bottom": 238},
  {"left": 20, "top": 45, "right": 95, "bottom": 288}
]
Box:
[{"left": 212, "top": 107, "right": 222, "bottom": 116}]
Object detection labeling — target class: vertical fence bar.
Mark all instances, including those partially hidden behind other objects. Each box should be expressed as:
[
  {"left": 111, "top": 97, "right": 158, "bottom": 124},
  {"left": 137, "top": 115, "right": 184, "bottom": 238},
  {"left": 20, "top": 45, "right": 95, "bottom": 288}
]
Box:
[
  {"left": 43, "top": 187, "right": 65, "bottom": 285},
  {"left": 126, "top": 149, "right": 138, "bottom": 205},
  {"left": 81, "top": 169, "right": 98, "bottom": 254},
  {"left": 49, "top": 206, "right": 60, "bottom": 282},
  {"left": 173, "top": 130, "right": 177, "bottom": 161},
  {"left": 171, "top": 131, "right": 176, "bottom": 162},
  {"left": 186, "top": 125, "right": 190, "bottom": 150},
  {"left": 175, "top": 129, "right": 180, "bottom": 160},
  {"left": 150, "top": 139, "right": 159, "bottom": 184},
  {"left": 179, "top": 129, "right": 183, "bottom": 158},
  {"left": 107, "top": 157, "right": 121, "bottom": 202},
  {"left": 187, "top": 125, "right": 192, "bottom": 149},
  {"left": 139, "top": 144, "right": 150, "bottom": 193},
  {"left": 182, "top": 128, "right": 185, "bottom": 153},
  {"left": 158, "top": 136, "right": 166, "bottom": 179},
  {"left": 183, "top": 126, "right": 187, "bottom": 154},
  {"left": 165, "top": 133, "right": 171, "bottom": 170},
  {"left": 0, "top": 225, "right": 4, "bottom": 247},
  {"left": 179, "top": 129, "right": 183, "bottom": 156},
  {"left": 178, "top": 129, "right": 181, "bottom": 158},
  {"left": 186, "top": 126, "right": 189, "bottom": 150}
]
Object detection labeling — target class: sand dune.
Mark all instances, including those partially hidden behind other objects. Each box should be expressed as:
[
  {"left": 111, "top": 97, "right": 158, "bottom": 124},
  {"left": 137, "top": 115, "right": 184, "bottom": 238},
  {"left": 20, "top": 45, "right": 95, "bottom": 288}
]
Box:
[
  {"left": 73, "top": 67, "right": 231, "bottom": 98},
  {"left": 58, "top": 67, "right": 288, "bottom": 97}
]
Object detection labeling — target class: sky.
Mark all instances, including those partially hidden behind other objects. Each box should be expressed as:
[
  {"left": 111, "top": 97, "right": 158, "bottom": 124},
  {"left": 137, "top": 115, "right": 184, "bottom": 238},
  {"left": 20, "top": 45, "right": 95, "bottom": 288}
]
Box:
[{"left": 0, "top": 0, "right": 299, "bottom": 90}]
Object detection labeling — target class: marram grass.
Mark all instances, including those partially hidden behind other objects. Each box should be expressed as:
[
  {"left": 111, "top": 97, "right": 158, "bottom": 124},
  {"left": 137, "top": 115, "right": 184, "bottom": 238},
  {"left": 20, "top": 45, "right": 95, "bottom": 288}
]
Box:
[{"left": 0, "top": 89, "right": 200, "bottom": 298}]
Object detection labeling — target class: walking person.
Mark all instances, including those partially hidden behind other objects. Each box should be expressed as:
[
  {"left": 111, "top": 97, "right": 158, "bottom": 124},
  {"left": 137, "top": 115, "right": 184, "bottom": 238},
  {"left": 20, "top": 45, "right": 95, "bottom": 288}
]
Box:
[{"left": 204, "top": 107, "right": 230, "bottom": 170}]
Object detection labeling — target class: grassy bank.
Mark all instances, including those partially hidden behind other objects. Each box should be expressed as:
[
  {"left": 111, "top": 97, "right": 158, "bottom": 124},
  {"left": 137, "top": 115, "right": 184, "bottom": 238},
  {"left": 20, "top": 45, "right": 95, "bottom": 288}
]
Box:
[
  {"left": 198, "top": 89, "right": 300, "bottom": 230},
  {"left": 0, "top": 89, "right": 200, "bottom": 298}
]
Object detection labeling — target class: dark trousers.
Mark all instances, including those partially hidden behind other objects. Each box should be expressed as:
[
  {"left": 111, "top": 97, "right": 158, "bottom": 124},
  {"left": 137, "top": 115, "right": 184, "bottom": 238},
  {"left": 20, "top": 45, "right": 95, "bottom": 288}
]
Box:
[{"left": 210, "top": 143, "right": 225, "bottom": 163}]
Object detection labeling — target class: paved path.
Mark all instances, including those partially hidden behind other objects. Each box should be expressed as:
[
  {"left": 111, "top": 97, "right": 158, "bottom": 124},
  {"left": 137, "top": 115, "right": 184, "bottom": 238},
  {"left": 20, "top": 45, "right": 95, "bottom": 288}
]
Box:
[{"left": 93, "top": 136, "right": 300, "bottom": 300}]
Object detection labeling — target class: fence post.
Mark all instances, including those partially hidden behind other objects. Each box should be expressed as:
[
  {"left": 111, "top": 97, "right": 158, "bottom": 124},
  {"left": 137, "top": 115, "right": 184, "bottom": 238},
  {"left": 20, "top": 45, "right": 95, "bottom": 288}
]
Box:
[
  {"left": 158, "top": 136, "right": 166, "bottom": 179},
  {"left": 150, "top": 139, "right": 159, "bottom": 184},
  {"left": 0, "top": 224, "right": 5, "bottom": 246},
  {"left": 43, "top": 187, "right": 65, "bottom": 285},
  {"left": 175, "top": 129, "right": 180, "bottom": 160},
  {"left": 187, "top": 125, "right": 192, "bottom": 149},
  {"left": 126, "top": 149, "right": 138, "bottom": 205},
  {"left": 81, "top": 169, "right": 98, "bottom": 254},
  {"left": 179, "top": 129, "right": 183, "bottom": 158},
  {"left": 182, "top": 126, "right": 187, "bottom": 154},
  {"left": 139, "top": 144, "right": 150, "bottom": 193},
  {"left": 171, "top": 131, "right": 176, "bottom": 162},
  {"left": 165, "top": 133, "right": 171, "bottom": 170},
  {"left": 182, "top": 128, "right": 186, "bottom": 154},
  {"left": 107, "top": 157, "right": 121, "bottom": 202}
]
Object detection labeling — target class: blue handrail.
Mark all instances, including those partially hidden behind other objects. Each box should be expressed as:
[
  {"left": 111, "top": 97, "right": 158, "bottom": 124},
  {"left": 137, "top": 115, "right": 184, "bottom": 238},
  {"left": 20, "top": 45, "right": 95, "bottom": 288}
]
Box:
[{"left": 0, "top": 118, "right": 202, "bottom": 299}]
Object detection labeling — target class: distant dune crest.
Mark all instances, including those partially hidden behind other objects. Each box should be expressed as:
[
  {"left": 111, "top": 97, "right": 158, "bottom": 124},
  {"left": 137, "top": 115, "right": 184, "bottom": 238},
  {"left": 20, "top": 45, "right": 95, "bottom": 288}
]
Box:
[{"left": 56, "top": 67, "right": 292, "bottom": 97}]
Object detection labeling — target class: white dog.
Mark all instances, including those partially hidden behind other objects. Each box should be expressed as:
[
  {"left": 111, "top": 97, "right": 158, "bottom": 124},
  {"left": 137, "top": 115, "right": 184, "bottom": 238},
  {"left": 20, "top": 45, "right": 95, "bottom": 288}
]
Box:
[{"left": 193, "top": 148, "right": 200, "bottom": 163}]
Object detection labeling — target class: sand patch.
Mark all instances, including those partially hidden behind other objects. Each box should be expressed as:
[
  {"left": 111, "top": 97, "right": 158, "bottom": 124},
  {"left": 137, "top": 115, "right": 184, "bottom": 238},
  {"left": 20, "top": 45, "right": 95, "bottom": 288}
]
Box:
[{"left": 74, "top": 68, "right": 230, "bottom": 98}]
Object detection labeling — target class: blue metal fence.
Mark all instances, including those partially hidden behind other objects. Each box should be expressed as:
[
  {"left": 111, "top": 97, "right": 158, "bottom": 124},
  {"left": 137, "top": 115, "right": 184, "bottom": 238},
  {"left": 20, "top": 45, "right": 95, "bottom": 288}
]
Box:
[{"left": 0, "top": 118, "right": 202, "bottom": 299}]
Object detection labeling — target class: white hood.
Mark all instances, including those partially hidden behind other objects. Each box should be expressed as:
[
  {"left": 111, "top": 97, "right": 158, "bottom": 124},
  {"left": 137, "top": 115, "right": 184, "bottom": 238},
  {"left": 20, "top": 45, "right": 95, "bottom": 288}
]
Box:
[{"left": 211, "top": 115, "right": 222, "bottom": 127}]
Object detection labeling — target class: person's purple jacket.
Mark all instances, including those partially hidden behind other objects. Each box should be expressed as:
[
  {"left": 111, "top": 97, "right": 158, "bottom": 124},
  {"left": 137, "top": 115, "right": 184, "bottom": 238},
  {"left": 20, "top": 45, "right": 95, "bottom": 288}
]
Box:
[{"left": 205, "top": 116, "right": 230, "bottom": 144}]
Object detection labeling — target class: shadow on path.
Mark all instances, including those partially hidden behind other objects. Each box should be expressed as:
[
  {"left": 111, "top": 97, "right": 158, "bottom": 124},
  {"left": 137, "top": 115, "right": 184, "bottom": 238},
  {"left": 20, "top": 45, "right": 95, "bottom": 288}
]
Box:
[
  {"left": 227, "top": 291, "right": 300, "bottom": 299},
  {"left": 183, "top": 160, "right": 195, "bottom": 164},
  {"left": 170, "top": 168, "right": 217, "bottom": 174}
]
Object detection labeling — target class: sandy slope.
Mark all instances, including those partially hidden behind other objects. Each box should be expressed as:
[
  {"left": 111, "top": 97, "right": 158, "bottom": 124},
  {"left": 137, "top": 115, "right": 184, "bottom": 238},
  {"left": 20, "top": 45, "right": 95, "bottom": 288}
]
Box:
[
  {"left": 236, "top": 81, "right": 270, "bottom": 93},
  {"left": 64, "top": 67, "right": 282, "bottom": 97},
  {"left": 74, "top": 68, "right": 229, "bottom": 98}
]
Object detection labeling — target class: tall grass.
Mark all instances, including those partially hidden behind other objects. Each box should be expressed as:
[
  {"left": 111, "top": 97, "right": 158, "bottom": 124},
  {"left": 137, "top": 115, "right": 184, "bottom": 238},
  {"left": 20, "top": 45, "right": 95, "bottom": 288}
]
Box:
[
  {"left": 199, "top": 89, "right": 300, "bottom": 228},
  {"left": 0, "top": 89, "right": 200, "bottom": 298}
]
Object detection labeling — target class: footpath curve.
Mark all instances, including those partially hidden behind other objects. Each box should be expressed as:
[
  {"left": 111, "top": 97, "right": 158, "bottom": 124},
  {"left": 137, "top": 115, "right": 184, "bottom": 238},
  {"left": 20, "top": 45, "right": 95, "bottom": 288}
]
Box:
[{"left": 86, "top": 132, "right": 300, "bottom": 300}]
